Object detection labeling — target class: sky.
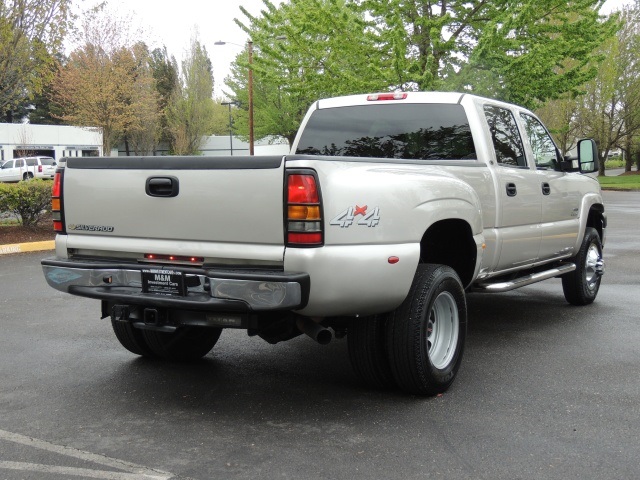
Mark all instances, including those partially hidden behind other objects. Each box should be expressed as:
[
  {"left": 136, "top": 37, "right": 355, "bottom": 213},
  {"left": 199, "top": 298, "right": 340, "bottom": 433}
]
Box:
[
  {"left": 78, "top": 0, "right": 285, "bottom": 98},
  {"left": 76, "top": 0, "right": 632, "bottom": 99}
]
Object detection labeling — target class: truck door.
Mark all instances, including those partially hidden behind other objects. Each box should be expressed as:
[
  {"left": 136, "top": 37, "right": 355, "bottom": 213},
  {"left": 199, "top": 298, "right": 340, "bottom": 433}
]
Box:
[
  {"left": 519, "top": 113, "right": 581, "bottom": 261},
  {"left": 484, "top": 105, "right": 542, "bottom": 271}
]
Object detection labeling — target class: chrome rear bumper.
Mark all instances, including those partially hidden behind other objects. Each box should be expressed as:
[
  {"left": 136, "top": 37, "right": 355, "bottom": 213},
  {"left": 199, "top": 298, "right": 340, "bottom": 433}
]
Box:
[{"left": 42, "top": 258, "right": 309, "bottom": 312}]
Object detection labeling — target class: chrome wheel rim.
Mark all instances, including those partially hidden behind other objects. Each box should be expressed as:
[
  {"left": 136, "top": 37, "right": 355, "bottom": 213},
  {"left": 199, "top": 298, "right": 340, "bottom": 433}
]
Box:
[
  {"left": 426, "top": 292, "right": 459, "bottom": 369},
  {"left": 585, "top": 242, "right": 601, "bottom": 291}
]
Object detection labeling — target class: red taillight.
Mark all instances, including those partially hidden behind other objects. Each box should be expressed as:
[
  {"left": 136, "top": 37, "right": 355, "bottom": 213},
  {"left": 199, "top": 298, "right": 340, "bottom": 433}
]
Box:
[
  {"left": 287, "top": 174, "right": 319, "bottom": 203},
  {"left": 52, "top": 172, "right": 62, "bottom": 197},
  {"left": 367, "top": 92, "right": 408, "bottom": 101},
  {"left": 52, "top": 171, "right": 65, "bottom": 233},
  {"left": 38, "top": 165, "right": 43, "bottom": 173},
  {"left": 288, "top": 232, "right": 322, "bottom": 244},
  {"left": 286, "top": 172, "right": 323, "bottom": 247}
]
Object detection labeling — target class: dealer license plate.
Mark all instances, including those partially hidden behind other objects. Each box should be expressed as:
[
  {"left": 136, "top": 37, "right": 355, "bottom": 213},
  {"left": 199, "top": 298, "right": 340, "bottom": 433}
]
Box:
[{"left": 141, "top": 269, "right": 186, "bottom": 296}]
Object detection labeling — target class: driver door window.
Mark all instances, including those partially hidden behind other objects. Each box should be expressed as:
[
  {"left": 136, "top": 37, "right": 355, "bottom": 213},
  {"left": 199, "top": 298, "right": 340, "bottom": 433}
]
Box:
[{"left": 520, "top": 113, "right": 561, "bottom": 169}]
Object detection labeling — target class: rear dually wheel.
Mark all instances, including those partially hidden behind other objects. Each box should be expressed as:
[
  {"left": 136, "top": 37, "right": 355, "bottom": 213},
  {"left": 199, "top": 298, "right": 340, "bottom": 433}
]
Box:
[{"left": 386, "top": 264, "right": 467, "bottom": 396}]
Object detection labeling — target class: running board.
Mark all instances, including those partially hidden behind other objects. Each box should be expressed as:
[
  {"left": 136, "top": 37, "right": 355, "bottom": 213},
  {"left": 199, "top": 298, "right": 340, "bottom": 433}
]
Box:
[{"left": 472, "top": 263, "right": 576, "bottom": 293}]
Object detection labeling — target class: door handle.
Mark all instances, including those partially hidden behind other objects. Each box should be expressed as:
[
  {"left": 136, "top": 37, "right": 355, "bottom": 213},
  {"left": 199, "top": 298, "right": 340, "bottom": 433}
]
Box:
[
  {"left": 506, "top": 183, "right": 517, "bottom": 197},
  {"left": 146, "top": 176, "right": 179, "bottom": 197},
  {"left": 542, "top": 182, "right": 551, "bottom": 195}
]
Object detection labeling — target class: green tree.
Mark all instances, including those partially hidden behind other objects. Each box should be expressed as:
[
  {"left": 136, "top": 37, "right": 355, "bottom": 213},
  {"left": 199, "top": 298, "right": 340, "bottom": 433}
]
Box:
[
  {"left": 0, "top": 0, "right": 72, "bottom": 120},
  {"left": 576, "top": 4, "right": 640, "bottom": 174},
  {"left": 363, "top": 0, "right": 505, "bottom": 91},
  {"left": 616, "top": 3, "right": 640, "bottom": 172},
  {"left": 227, "top": 0, "right": 387, "bottom": 146},
  {"left": 536, "top": 95, "right": 583, "bottom": 156},
  {"left": 51, "top": 10, "right": 160, "bottom": 155},
  {"left": 467, "top": 1, "right": 618, "bottom": 109},
  {"left": 210, "top": 99, "right": 236, "bottom": 136},
  {"left": 166, "top": 35, "right": 215, "bottom": 155},
  {"left": 149, "top": 46, "right": 179, "bottom": 145},
  {"left": 364, "top": 0, "right": 617, "bottom": 109},
  {"left": 121, "top": 42, "right": 162, "bottom": 155}
]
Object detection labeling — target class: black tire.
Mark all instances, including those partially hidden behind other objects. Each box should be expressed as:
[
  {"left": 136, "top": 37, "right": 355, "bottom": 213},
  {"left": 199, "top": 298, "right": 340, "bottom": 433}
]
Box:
[
  {"left": 386, "top": 264, "right": 467, "bottom": 396},
  {"left": 22, "top": 172, "right": 34, "bottom": 181},
  {"left": 347, "top": 315, "right": 396, "bottom": 389},
  {"left": 111, "top": 319, "right": 157, "bottom": 357},
  {"left": 562, "top": 227, "right": 603, "bottom": 306},
  {"left": 142, "top": 326, "right": 222, "bottom": 361}
]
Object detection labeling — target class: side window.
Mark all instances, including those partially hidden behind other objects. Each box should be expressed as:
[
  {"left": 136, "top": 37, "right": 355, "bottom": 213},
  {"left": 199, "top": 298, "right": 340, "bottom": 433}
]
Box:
[
  {"left": 483, "top": 105, "right": 527, "bottom": 167},
  {"left": 520, "top": 113, "right": 561, "bottom": 169},
  {"left": 15, "top": 159, "right": 24, "bottom": 168},
  {"left": 26, "top": 158, "right": 36, "bottom": 167}
]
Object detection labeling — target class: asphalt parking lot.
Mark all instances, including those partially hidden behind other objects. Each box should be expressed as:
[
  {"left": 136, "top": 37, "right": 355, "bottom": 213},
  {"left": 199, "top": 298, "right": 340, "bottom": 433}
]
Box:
[{"left": 0, "top": 190, "right": 638, "bottom": 480}]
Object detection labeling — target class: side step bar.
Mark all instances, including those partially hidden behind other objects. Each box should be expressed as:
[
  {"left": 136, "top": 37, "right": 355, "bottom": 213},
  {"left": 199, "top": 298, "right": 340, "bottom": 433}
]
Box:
[{"left": 472, "top": 263, "right": 576, "bottom": 293}]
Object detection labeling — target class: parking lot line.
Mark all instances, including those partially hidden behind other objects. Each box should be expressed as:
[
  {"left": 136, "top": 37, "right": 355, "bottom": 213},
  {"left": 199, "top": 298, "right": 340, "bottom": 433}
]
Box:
[
  {"left": 0, "top": 429, "right": 173, "bottom": 480},
  {"left": 0, "top": 461, "right": 169, "bottom": 480}
]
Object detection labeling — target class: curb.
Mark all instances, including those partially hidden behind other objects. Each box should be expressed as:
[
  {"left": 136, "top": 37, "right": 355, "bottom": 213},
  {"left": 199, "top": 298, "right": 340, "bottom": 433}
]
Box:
[{"left": 0, "top": 240, "right": 55, "bottom": 256}]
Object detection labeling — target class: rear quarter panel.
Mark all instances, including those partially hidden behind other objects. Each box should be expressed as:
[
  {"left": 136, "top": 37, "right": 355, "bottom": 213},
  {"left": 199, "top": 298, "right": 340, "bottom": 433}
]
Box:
[{"left": 284, "top": 157, "right": 490, "bottom": 316}]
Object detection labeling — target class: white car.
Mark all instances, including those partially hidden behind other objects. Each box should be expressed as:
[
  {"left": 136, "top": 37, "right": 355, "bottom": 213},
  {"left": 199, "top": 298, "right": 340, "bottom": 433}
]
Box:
[{"left": 0, "top": 156, "right": 56, "bottom": 182}]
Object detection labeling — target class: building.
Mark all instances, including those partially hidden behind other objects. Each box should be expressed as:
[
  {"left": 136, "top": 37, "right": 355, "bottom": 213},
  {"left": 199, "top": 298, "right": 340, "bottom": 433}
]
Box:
[
  {"left": 0, "top": 123, "right": 103, "bottom": 163},
  {"left": 116, "top": 135, "right": 290, "bottom": 157},
  {"left": 198, "top": 135, "right": 290, "bottom": 156},
  {"left": 1, "top": 122, "right": 289, "bottom": 162}
]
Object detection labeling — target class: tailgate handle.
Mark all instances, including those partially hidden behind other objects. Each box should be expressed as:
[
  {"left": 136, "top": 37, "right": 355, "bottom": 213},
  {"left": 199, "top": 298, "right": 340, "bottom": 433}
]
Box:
[{"left": 146, "top": 177, "right": 179, "bottom": 197}]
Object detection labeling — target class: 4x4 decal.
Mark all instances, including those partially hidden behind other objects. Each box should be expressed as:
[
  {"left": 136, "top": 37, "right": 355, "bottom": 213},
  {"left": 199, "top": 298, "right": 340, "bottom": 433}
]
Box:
[{"left": 330, "top": 205, "right": 380, "bottom": 228}]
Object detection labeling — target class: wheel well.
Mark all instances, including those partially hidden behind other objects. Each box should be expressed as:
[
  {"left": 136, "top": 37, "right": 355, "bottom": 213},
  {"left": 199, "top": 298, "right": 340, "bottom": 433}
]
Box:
[
  {"left": 586, "top": 204, "right": 605, "bottom": 242},
  {"left": 419, "top": 219, "right": 476, "bottom": 287}
]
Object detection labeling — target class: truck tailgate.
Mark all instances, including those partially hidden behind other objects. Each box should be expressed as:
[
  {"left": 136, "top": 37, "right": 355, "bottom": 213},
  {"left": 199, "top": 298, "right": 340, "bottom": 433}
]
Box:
[{"left": 61, "top": 156, "right": 286, "bottom": 263}]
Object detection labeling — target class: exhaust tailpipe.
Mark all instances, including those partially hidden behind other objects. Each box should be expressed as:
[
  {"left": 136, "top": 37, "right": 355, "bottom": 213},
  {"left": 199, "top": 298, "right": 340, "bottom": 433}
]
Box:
[{"left": 296, "top": 317, "right": 332, "bottom": 345}]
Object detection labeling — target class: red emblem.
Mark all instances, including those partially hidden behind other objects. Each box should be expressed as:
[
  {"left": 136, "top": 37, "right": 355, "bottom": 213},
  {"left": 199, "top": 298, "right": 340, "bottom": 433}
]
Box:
[{"left": 354, "top": 205, "right": 368, "bottom": 216}]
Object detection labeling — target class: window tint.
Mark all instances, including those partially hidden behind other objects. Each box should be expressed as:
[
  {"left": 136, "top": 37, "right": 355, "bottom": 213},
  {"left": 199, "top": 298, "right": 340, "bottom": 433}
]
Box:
[
  {"left": 295, "top": 104, "right": 477, "bottom": 160},
  {"left": 520, "top": 113, "right": 560, "bottom": 169},
  {"left": 26, "top": 158, "right": 36, "bottom": 166},
  {"left": 15, "top": 159, "right": 24, "bottom": 168},
  {"left": 483, "top": 105, "right": 527, "bottom": 167},
  {"left": 39, "top": 157, "right": 55, "bottom": 166},
  {"left": 1, "top": 161, "right": 12, "bottom": 169}
]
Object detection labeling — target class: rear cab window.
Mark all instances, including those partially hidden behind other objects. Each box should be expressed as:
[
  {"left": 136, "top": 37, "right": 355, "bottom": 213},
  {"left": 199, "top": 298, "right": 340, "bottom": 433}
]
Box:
[
  {"left": 483, "top": 105, "right": 528, "bottom": 168},
  {"left": 295, "top": 104, "right": 477, "bottom": 160}
]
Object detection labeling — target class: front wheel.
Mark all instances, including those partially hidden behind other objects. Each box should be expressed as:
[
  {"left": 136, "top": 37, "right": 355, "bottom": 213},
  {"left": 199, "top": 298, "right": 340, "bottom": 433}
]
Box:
[
  {"left": 562, "top": 227, "right": 604, "bottom": 306},
  {"left": 386, "top": 264, "right": 467, "bottom": 396}
]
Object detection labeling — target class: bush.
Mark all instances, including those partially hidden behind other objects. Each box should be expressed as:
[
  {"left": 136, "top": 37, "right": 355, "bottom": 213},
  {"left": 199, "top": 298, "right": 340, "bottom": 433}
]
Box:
[
  {"left": 0, "top": 180, "right": 53, "bottom": 227},
  {"left": 604, "top": 158, "right": 625, "bottom": 169}
]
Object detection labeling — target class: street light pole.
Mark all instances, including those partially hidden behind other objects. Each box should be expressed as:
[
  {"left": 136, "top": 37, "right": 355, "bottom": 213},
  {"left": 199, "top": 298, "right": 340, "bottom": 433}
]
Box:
[
  {"left": 221, "top": 101, "right": 237, "bottom": 156},
  {"left": 248, "top": 40, "right": 254, "bottom": 156},
  {"left": 214, "top": 39, "right": 255, "bottom": 156}
]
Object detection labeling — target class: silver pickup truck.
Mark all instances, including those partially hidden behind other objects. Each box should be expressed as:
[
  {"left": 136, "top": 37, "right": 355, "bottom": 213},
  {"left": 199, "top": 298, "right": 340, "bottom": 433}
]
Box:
[{"left": 42, "top": 92, "right": 605, "bottom": 396}]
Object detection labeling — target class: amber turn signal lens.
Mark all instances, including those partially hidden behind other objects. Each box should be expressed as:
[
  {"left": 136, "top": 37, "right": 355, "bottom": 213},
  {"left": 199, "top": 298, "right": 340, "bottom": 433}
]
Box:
[{"left": 288, "top": 205, "right": 320, "bottom": 220}]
